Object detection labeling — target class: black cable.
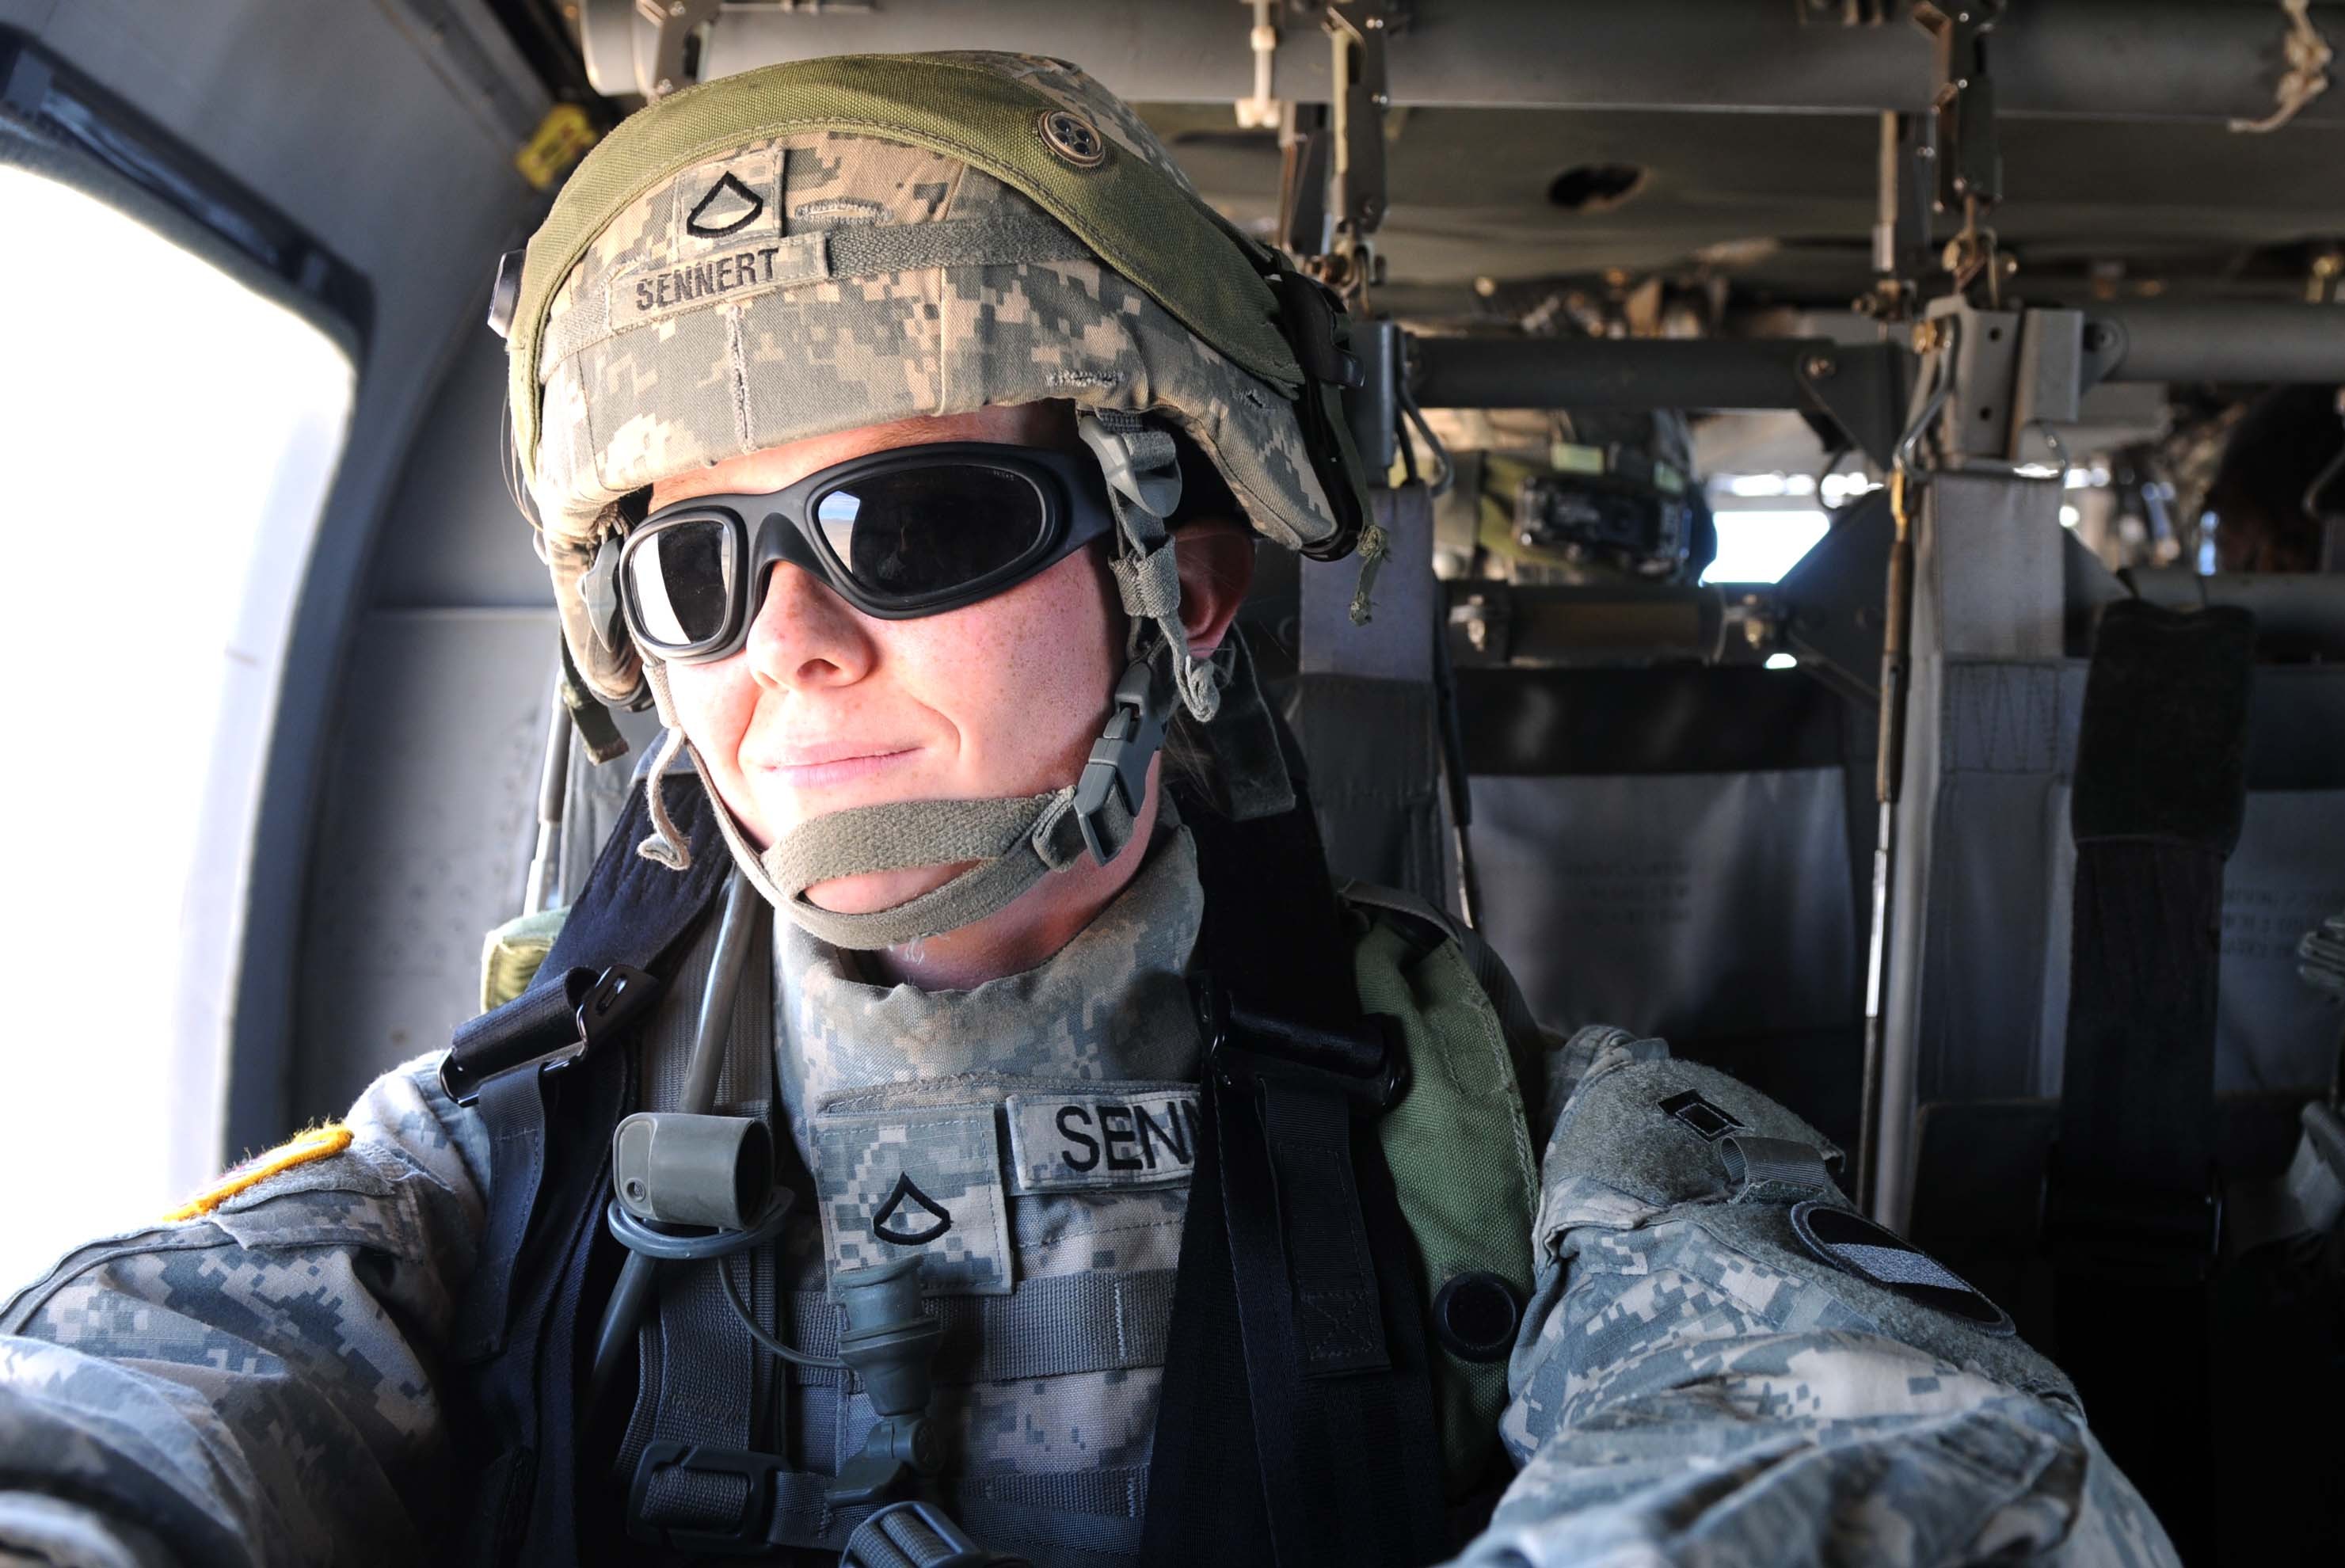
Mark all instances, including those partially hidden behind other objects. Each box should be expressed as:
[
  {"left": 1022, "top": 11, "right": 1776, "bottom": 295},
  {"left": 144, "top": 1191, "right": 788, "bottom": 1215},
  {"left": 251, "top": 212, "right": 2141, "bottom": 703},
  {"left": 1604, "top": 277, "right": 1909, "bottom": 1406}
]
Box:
[
  {"left": 718, "top": 1254, "right": 845, "bottom": 1371},
  {"left": 1396, "top": 381, "right": 1454, "bottom": 497},
  {"left": 603, "top": 1194, "right": 790, "bottom": 1261}
]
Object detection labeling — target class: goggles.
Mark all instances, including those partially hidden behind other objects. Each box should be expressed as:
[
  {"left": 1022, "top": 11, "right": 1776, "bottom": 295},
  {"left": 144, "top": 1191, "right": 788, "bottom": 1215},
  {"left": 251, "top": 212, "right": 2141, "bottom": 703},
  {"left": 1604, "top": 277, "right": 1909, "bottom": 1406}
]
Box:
[{"left": 616, "top": 443, "right": 1117, "bottom": 664}]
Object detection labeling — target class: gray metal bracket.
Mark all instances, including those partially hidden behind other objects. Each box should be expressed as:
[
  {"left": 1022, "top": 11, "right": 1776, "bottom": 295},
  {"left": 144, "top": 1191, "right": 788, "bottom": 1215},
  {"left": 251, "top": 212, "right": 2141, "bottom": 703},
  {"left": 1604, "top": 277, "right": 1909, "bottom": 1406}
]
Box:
[{"left": 1795, "top": 341, "right": 1913, "bottom": 471}]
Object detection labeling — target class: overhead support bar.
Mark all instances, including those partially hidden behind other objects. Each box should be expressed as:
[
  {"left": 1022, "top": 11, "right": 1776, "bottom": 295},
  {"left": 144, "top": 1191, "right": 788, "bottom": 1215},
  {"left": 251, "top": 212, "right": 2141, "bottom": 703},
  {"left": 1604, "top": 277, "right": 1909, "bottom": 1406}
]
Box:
[
  {"left": 703, "top": 0, "right": 2345, "bottom": 127},
  {"left": 1443, "top": 581, "right": 1774, "bottom": 670},
  {"left": 1409, "top": 336, "right": 1911, "bottom": 468},
  {"left": 2082, "top": 304, "right": 2345, "bottom": 386}
]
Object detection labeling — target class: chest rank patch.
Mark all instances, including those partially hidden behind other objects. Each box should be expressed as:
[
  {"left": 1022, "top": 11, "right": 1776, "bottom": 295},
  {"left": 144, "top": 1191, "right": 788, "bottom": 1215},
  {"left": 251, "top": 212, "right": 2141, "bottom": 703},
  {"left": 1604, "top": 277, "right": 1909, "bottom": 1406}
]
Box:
[
  {"left": 1658, "top": 1088, "right": 1745, "bottom": 1142},
  {"left": 1791, "top": 1201, "right": 2015, "bottom": 1337},
  {"left": 1003, "top": 1089, "right": 1201, "bottom": 1196},
  {"left": 813, "top": 1104, "right": 1013, "bottom": 1297}
]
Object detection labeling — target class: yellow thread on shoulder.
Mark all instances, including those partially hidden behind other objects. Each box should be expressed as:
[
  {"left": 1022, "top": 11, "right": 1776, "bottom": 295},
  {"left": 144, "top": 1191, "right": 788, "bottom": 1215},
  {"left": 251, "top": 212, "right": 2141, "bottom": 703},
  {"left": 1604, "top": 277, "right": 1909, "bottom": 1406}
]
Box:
[{"left": 162, "top": 1124, "right": 354, "bottom": 1222}]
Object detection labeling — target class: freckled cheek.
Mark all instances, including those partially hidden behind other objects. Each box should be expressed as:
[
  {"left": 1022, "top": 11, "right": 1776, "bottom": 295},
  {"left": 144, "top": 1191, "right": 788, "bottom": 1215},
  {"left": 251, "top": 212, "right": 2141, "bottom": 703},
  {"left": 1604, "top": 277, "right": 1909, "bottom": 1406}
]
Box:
[
  {"left": 889, "top": 560, "right": 1117, "bottom": 791},
  {"left": 663, "top": 659, "right": 764, "bottom": 821}
]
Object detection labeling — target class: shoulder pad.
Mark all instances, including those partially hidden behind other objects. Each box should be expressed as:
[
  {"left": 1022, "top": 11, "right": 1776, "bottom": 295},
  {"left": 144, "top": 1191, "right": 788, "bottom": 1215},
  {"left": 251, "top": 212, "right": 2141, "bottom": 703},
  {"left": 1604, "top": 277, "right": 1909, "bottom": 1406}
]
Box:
[
  {"left": 1542, "top": 1056, "right": 2053, "bottom": 1382},
  {"left": 1542, "top": 1055, "right": 1845, "bottom": 1229}
]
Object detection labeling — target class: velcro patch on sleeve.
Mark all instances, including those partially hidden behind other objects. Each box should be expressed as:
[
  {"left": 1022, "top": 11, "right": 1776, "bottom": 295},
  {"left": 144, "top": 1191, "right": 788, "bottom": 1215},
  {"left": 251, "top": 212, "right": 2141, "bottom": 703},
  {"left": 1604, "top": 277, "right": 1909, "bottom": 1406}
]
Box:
[
  {"left": 1003, "top": 1090, "right": 1201, "bottom": 1196},
  {"left": 1791, "top": 1200, "right": 2014, "bottom": 1336},
  {"left": 1658, "top": 1089, "right": 1745, "bottom": 1142},
  {"left": 163, "top": 1124, "right": 354, "bottom": 1222}
]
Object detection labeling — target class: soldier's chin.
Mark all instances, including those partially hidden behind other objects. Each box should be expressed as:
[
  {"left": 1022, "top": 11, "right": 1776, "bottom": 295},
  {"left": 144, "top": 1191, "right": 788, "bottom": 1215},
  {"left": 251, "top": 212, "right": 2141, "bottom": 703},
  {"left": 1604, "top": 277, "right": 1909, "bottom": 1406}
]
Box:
[{"left": 801, "top": 862, "right": 981, "bottom": 917}]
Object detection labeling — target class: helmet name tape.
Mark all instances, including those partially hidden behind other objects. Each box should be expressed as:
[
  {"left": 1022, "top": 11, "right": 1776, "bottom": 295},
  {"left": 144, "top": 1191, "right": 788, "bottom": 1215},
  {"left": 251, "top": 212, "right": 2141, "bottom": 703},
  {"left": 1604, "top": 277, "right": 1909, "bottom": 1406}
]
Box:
[{"left": 615, "top": 233, "right": 827, "bottom": 331}]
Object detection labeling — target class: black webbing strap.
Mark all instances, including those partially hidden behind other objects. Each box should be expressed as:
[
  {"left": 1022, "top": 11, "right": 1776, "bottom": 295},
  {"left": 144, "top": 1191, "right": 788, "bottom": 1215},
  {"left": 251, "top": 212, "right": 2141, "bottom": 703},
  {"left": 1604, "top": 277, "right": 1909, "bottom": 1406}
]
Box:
[
  {"left": 1140, "top": 747, "right": 1448, "bottom": 1568},
  {"left": 2050, "top": 599, "right": 2254, "bottom": 1262},
  {"left": 449, "top": 965, "right": 657, "bottom": 1359},
  {"left": 624, "top": 1451, "right": 1146, "bottom": 1563},
  {"left": 619, "top": 914, "right": 781, "bottom": 1539},
  {"left": 452, "top": 782, "right": 733, "bottom": 1568},
  {"left": 2046, "top": 597, "right": 2253, "bottom": 1566}
]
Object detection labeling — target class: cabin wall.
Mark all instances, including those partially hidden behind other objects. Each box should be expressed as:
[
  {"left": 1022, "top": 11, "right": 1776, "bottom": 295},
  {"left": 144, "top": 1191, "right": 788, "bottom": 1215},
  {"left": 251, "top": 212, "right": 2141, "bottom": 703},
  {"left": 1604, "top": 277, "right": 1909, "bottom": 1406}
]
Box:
[{"left": 0, "top": 0, "right": 554, "bottom": 1155}]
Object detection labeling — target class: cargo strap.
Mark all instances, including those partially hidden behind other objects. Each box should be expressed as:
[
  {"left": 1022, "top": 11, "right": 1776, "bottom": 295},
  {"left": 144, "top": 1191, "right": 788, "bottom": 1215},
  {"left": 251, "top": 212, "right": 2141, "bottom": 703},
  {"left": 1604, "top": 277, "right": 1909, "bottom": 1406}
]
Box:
[
  {"left": 1140, "top": 726, "right": 1448, "bottom": 1568},
  {"left": 2045, "top": 597, "right": 2255, "bottom": 1566}
]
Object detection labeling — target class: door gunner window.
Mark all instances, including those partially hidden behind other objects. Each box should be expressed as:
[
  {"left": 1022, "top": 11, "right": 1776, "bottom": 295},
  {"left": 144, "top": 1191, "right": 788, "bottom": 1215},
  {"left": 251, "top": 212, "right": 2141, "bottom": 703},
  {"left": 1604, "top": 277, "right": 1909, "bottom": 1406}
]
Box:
[{"left": 0, "top": 167, "right": 354, "bottom": 1288}]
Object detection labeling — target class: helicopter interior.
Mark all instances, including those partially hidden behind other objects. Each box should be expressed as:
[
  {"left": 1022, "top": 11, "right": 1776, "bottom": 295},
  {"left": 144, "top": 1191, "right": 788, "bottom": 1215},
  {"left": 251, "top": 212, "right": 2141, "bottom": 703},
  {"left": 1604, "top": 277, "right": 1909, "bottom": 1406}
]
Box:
[{"left": 1, "top": 2, "right": 2340, "bottom": 1562}]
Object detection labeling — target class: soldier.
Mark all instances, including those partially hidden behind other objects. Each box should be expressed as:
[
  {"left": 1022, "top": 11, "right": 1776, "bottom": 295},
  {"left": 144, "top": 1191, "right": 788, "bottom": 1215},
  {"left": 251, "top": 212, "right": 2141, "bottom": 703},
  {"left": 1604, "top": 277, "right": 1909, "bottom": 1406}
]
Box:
[{"left": 0, "top": 53, "right": 2176, "bottom": 1568}]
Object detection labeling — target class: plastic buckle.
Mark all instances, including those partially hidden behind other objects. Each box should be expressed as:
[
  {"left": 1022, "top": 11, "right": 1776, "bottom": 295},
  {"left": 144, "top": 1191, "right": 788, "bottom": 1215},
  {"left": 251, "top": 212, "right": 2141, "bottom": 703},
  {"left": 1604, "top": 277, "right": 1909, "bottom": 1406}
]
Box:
[
  {"left": 843, "top": 1500, "right": 1006, "bottom": 1568},
  {"left": 1194, "top": 974, "right": 1409, "bottom": 1113},
  {"left": 579, "top": 533, "right": 628, "bottom": 654},
  {"left": 1071, "top": 660, "right": 1167, "bottom": 865},
  {"left": 626, "top": 1441, "right": 779, "bottom": 1555},
  {"left": 438, "top": 965, "right": 660, "bottom": 1107}
]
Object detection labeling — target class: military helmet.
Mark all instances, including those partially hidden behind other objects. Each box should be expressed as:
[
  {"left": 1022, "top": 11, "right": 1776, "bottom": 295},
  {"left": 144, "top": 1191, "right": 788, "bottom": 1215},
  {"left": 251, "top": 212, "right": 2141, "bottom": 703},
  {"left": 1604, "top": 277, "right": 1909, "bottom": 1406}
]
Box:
[
  {"left": 502, "top": 52, "right": 1370, "bottom": 948},
  {"left": 506, "top": 51, "right": 1367, "bottom": 704}
]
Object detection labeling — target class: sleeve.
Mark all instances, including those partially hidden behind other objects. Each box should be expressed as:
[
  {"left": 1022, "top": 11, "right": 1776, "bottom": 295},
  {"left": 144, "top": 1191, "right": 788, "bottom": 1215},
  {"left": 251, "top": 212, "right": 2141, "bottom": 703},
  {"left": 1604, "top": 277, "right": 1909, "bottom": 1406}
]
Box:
[
  {"left": 0, "top": 1056, "right": 489, "bottom": 1568},
  {"left": 1448, "top": 1036, "right": 2180, "bottom": 1568}
]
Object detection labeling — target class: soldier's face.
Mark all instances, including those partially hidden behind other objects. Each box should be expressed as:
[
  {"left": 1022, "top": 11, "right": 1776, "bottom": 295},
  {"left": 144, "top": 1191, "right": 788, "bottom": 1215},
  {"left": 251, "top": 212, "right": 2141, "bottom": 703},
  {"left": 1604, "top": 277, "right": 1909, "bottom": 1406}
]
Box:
[{"left": 653, "top": 404, "right": 1125, "bottom": 918}]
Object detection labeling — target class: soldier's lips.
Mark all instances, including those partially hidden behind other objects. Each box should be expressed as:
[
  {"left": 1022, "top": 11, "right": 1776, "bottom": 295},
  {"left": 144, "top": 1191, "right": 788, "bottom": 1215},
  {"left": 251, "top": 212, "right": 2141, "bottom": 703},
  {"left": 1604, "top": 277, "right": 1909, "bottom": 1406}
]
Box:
[{"left": 755, "top": 747, "right": 919, "bottom": 790}]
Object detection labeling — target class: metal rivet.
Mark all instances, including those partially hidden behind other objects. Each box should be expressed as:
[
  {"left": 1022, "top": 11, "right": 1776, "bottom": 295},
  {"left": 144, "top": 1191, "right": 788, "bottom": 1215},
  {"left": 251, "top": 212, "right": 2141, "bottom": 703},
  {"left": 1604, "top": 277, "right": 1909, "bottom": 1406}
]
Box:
[{"left": 1037, "top": 108, "right": 1109, "bottom": 169}]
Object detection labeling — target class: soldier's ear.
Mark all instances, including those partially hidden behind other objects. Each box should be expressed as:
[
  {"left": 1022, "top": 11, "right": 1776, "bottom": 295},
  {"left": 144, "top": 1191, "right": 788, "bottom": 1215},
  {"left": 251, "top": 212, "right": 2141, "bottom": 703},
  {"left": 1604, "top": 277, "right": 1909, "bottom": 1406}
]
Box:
[{"left": 1172, "top": 519, "right": 1254, "bottom": 657}]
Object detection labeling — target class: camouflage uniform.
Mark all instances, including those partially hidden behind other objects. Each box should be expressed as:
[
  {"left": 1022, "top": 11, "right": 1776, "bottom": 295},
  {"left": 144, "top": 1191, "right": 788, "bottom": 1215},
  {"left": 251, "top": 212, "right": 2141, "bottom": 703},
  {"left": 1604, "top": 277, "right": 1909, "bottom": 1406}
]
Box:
[
  {"left": 0, "top": 835, "right": 2176, "bottom": 1566},
  {"left": 0, "top": 51, "right": 2177, "bottom": 1568}
]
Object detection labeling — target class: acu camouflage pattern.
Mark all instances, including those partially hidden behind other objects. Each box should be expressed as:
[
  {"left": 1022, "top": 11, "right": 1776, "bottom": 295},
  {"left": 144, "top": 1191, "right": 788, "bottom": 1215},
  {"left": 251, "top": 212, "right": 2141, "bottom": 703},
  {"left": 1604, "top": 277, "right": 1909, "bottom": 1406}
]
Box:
[
  {"left": 0, "top": 828, "right": 2179, "bottom": 1565},
  {"left": 0, "top": 1056, "right": 489, "bottom": 1568},
  {"left": 1458, "top": 1037, "right": 2182, "bottom": 1567},
  {"left": 770, "top": 825, "right": 1205, "bottom": 1533},
  {"left": 524, "top": 51, "right": 1338, "bottom": 702}
]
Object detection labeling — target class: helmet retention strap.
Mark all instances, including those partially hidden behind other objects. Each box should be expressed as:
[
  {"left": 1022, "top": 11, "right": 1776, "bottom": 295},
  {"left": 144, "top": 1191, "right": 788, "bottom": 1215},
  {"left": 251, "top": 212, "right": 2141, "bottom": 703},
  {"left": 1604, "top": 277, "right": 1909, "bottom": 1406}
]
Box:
[{"left": 1079, "top": 409, "right": 1225, "bottom": 724}]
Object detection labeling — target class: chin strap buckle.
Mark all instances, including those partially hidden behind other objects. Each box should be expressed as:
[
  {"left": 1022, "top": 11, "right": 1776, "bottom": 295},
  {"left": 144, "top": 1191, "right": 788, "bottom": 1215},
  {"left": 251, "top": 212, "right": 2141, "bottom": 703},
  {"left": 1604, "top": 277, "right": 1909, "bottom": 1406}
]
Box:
[{"left": 1072, "top": 657, "right": 1169, "bottom": 866}]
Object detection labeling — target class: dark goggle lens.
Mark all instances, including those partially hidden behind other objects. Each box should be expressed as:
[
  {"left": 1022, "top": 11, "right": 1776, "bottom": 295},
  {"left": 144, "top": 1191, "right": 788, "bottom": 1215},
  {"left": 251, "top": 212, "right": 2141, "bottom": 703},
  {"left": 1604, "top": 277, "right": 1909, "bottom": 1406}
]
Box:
[
  {"left": 626, "top": 518, "right": 736, "bottom": 648},
  {"left": 814, "top": 464, "right": 1051, "bottom": 599}
]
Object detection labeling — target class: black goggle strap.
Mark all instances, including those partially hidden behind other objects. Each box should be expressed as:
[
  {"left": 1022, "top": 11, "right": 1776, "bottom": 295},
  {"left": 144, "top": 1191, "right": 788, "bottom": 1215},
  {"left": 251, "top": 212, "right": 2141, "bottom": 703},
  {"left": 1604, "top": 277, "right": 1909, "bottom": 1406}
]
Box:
[{"left": 1078, "top": 409, "right": 1224, "bottom": 725}]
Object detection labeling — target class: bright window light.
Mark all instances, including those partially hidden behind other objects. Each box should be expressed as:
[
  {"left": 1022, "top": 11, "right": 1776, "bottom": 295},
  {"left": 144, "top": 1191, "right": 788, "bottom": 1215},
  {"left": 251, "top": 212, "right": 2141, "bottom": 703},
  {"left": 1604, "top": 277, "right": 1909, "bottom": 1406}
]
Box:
[
  {"left": 1819, "top": 472, "right": 1880, "bottom": 506},
  {"left": 0, "top": 168, "right": 352, "bottom": 1290},
  {"left": 1702, "top": 508, "right": 1830, "bottom": 584}
]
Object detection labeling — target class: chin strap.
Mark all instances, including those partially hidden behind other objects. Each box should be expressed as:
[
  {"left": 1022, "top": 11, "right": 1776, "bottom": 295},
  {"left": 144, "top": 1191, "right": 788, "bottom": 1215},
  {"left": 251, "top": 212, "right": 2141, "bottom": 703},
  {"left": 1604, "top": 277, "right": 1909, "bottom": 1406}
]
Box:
[{"left": 629, "top": 407, "right": 1221, "bottom": 950}]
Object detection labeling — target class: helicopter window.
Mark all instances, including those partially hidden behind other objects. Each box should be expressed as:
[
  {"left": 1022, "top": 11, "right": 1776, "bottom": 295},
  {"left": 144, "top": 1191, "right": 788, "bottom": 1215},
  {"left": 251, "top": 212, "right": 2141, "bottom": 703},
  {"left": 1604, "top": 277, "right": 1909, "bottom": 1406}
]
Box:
[
  {"left": 1699, "top": 503, "right": 1830, "bottom": 585},
  {"left": 0, "top": 165, "right": 353, "bottom": 1288}
]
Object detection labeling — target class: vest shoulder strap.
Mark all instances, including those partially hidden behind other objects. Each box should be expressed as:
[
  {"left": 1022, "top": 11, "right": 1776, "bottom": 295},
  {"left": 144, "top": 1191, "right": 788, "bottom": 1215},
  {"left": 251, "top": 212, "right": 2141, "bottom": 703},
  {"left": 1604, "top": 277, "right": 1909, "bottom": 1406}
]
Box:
[
  {"left": 1143, "top": 763, "right": 1450, "bottom": 1568},
  {"left": 451, "top": 782, "right": 733, "bottom": 1568}
]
